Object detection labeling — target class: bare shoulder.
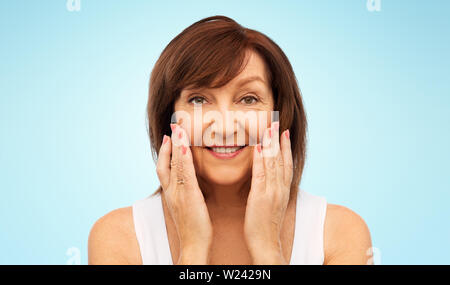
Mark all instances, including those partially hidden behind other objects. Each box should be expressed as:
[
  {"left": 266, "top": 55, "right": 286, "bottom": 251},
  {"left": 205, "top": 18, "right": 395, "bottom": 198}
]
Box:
[
  {"left": 323, "top": 203, "right": 373, "bottom": 265},
  {"left": 88, "top": 206, "right": 142, "bottom": 265}
]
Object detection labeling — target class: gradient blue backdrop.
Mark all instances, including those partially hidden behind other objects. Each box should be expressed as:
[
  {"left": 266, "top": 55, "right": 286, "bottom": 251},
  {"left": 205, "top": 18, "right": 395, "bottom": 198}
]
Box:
[{"left": 1, "top": 0, "right": 449, "bottom": 265}]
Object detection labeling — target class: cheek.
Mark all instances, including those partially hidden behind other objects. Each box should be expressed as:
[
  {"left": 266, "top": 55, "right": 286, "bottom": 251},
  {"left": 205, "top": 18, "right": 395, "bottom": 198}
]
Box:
[
  {"left": 246, "top": 113, "right": 272, "bottom": 145},
  {"left": 190, "top": 147, "right": 201, "bottom": 164}
]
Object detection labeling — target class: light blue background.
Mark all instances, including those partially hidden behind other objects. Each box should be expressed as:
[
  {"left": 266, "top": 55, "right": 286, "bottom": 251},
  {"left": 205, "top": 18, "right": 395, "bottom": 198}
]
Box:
[{"left": 1, "top": 0, "right": 449, "bottom": 265}]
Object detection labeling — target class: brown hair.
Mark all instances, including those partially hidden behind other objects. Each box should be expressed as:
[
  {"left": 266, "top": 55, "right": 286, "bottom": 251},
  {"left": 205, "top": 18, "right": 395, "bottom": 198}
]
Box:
[{"left": 147, "top": 15, "right": 307, "bottom": 200}]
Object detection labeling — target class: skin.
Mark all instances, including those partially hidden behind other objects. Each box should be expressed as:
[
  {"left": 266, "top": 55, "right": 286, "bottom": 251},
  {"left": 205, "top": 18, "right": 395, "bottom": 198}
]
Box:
[{"left": 88, "top": 51, "right": 373, "bottom": 265}]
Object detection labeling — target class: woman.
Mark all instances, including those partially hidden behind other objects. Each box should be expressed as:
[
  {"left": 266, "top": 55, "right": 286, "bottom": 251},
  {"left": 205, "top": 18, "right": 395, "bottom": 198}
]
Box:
[{"left": 88, "top": 16, "right": 372, "bottom": 265}]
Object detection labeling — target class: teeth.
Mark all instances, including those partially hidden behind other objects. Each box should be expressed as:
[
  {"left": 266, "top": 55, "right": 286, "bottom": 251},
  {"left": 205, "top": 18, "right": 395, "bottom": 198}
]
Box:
[{"left": 210, "top": 147, "right": 243, "bottom": 153}]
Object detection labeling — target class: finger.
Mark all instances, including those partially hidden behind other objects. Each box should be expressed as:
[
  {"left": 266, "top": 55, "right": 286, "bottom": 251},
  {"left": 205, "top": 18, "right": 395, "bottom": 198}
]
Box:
[
  {"left": 251, "top": 143, "right": 265, "bottom": 192},
  {"left": 262, "top": 121, "right": 280, "bottom": 158},
  {"left": 271, "top": 121, "right": 285, "bottom": 186},
  {"left": 169, "top": 123, "right": 182, "bottom": 189},
  {"left": 281, "top": 129, "right": 293, "bottom": 187},
  {"left": 262, "top": 124, "right": 277, "bottom": 190},
  {"left": 176, "top": 124, "right": 199, "bottom": 190},
  {"left": 156, "top": 134, "right": 171, "bottom": 190}
]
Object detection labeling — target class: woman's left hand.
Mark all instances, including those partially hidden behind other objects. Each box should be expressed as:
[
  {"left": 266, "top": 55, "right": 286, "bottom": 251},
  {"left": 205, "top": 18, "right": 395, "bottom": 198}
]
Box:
[{"left": 244, "top": 121, "right": 293, "bottom": 265}]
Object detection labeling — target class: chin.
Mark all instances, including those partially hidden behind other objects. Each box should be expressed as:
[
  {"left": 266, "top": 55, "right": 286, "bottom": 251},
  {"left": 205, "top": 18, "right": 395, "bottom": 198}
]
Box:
[{"left": 201, "top": 165, "right": 250, "bottom": 186}]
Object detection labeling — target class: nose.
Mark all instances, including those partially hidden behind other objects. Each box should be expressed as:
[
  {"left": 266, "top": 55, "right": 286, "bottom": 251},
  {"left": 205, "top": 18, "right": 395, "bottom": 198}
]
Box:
[{"left": 209, "top": 102, "right": 243, "bottom": 145}]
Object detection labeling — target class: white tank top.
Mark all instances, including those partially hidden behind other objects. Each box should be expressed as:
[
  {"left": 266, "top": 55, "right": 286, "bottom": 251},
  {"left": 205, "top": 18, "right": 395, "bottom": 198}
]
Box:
[{"left": 132, "top": 189, "right": 327, "bottom": 265}]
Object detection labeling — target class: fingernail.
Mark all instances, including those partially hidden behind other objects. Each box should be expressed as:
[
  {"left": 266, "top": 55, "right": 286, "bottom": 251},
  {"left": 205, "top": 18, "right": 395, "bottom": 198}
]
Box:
[
  {"left": 178, "top": 129, "right": 183, "bottom": 139},
  {"left": 170, "top": 124, "right": 177, "bottom": 132},
  {"left": 181, "top": 145, "right": 187, "bottom": 155},
  {"left": 268, "top": 129, "right": 272, "bottom": 138},
  {"left": 162, "top": 135, "right": 168, "bottom": 145},
  {"left": 285, "top": 129, "right": 290, "bottom": 139},
  {"left": 272, "top": 121, "right": 279, "bottom": 131},
  {"left": 256, "top": 144, "right": 262, "bottom": 153}
]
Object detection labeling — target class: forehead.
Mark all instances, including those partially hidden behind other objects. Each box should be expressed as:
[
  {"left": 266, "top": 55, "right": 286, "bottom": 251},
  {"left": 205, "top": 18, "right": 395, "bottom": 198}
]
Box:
[
  {"left": 183, "top": 50, "right": 271, "bottom": 92},
  {"left": 225, "top": 50, "right": 270, "bottom": 88}
]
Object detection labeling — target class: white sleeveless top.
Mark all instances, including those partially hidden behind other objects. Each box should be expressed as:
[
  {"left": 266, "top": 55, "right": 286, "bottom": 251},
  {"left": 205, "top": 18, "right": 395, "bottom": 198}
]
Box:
[{"left": 132, "top": 189, "right": 327, "bottom": 265}]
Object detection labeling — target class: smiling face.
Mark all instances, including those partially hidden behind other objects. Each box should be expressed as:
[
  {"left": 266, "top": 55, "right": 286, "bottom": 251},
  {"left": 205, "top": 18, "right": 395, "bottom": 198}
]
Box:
[{"left": 173, "top": 50, "right": 275, "bottom": 187}]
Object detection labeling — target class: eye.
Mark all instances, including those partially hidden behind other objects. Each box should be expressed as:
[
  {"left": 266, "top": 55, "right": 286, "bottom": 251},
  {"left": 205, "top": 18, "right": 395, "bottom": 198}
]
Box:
[
  {"left": 188, "top": 96, "right": 207, "bottom": 105},
  {"left": 240, "top": 95, "right": 258, "bottom": 105}
]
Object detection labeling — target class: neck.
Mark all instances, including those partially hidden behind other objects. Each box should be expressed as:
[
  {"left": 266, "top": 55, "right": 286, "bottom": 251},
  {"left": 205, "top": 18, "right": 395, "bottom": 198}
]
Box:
[{"left": 198, "top": 176, "right": 251, "bottom": 209}]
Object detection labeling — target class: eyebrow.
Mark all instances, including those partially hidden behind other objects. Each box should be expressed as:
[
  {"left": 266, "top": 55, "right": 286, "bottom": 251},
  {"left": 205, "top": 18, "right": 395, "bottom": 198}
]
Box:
[
  {"left": 182, "top": 75, "right": 267, "bottom": 95},
  {"left": 235, "top": 75, "right": 267, "bottom": 87}
]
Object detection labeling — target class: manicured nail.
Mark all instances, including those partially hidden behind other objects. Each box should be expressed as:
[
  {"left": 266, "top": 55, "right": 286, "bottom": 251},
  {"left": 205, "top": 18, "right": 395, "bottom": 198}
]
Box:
[
  {"left": 272, "top": 121, "right": 279, "bottom": 131},
  {"left": 170, "top": 124, "right": 177, "bottom": 132},
  {"left": 181, "top": 145, "right": 187, "bottom": 155},
  {"left": 256, "top": 144, "right": 262, "bottom": 153},
  {"left": 285, "top": 129, "right": 290, "bottom": 139},
  {"left": 162, "top": 135, "right": 168, "bottom": 145}
]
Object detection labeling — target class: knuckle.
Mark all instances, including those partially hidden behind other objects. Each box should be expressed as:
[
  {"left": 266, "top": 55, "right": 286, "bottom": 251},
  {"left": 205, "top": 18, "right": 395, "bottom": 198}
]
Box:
[
  {"left": 266, "top": 159, "right": 276, "bottom": 169},
  {"left": 277, "top": 157, "right": 284, "bottom": 167},
  {"left": 286, "top": 162, "right": 294, "bottom": 170},
  {"left": 156, "top": 166, "right": 164, "bottom": 177},
  {"left": 182, "top": 171, "right": 193, "bottom": 182},
  {"left": 176, "top": 160, "right": 184, "bottom": 172},
  {"left": 254, "top": 171, "right": 265, "bottom": 182},
  {"left": 269, "top": 174, "right": 277, "bottom": 185}
]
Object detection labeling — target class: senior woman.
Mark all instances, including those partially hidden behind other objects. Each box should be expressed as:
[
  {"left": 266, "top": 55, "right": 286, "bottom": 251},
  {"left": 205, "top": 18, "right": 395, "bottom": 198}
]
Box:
[{"left": 88, "top": 16, "right": 372, "bottom": 265}]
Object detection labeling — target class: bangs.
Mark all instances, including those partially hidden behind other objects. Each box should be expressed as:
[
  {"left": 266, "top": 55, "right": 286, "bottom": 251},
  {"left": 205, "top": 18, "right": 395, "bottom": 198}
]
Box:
[{"left": 168, "top": 21, "right": 252, "bottom": 92}]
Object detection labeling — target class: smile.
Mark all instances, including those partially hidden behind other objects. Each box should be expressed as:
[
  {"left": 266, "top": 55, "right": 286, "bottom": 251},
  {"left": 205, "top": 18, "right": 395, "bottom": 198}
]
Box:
[{"left": 205, "top": 145, "right": 247, "bottom": 159}]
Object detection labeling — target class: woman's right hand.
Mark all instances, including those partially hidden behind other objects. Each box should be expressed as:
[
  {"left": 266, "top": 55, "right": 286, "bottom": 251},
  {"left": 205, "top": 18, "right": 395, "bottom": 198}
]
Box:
[{"left": 156, "top": 123, "right": 213, "bottom": 264}]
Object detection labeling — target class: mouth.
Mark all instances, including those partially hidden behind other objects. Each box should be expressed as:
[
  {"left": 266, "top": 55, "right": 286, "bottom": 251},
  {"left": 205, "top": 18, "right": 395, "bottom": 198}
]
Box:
[{"left": 205, "top": 145, "right": 248, "bottom": 159}]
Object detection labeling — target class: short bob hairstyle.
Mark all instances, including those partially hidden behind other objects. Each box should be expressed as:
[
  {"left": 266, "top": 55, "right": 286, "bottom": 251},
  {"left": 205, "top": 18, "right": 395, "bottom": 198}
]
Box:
[{"left": 147, "top": 15, "right": 307, "bottom": 200}]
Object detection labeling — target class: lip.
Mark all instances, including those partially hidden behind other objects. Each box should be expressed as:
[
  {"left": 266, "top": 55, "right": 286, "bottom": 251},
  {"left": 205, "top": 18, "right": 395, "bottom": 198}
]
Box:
[
  {"left": 208, "top": 145, "right": 245, "bottom": 147},
  {"left": 206, "top": 146, "right": 247, "bottom": 159}
]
